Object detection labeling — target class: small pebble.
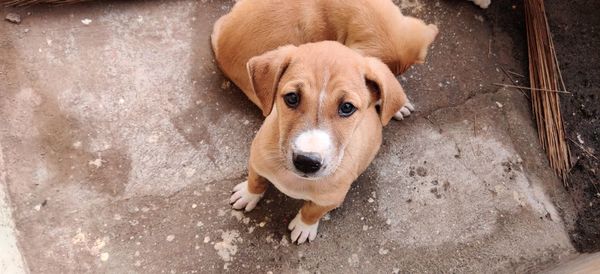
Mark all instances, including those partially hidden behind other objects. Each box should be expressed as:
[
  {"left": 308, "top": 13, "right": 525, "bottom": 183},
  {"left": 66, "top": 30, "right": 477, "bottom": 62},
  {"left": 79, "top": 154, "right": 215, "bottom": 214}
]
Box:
[
  {"left": 166, "top": 235, "right": 175, "bottom": 242},
  {"left": 81, "top": 18, "right": 92, "bottom": 25},
  {"left": 100, "top": 252, "right": 109, "bottom": 261},
  {"left": 378, "top": 248, "right": 389, "bottom": 255},
  {"left": 5, "top": 13, "right": 21, "bottom": 24}
]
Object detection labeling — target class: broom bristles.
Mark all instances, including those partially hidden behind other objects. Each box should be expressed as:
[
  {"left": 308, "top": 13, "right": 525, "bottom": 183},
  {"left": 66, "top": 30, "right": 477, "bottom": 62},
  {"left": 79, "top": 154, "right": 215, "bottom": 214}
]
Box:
[{"left": 525, "top": 0, "right": 571, "bottom": 185}]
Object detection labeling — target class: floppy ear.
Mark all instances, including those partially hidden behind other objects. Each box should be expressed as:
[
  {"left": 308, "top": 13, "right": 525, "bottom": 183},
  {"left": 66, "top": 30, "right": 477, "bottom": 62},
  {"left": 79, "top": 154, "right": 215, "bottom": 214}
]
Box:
[
  {"left": 247, "top": 45, "right": 296, "bottom": 116},
  {"left": 364, "top": 57, "right": 408, "bottom": 126}
]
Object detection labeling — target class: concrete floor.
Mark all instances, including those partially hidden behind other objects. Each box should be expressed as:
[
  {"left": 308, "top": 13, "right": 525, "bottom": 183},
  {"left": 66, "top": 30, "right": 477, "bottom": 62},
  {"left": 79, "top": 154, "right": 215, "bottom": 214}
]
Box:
[{"left": 0, "top": 0, "right": 579, "bottom": 273}]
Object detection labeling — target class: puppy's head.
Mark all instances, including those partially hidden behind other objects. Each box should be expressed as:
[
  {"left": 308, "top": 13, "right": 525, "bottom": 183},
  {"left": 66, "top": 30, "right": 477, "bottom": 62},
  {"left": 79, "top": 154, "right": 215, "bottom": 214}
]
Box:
[{"left": 247, "top": 41, "right": 406, "bottom": 179}]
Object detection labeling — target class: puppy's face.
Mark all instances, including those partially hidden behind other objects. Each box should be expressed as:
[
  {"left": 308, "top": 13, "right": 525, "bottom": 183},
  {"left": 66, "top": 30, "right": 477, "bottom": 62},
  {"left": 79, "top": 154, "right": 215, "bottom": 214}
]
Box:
[{"left": 247, "top": 41, "right": 406, "bottom": 179}]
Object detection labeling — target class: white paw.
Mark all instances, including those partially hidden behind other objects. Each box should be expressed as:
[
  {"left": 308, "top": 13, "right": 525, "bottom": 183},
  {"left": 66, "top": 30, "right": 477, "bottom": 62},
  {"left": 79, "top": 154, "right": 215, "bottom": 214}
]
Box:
[
  {"left": 393, "top": 101, "right": 415, "bottom": 120},
  {"left": 229, "top": 180, "right": 264, "bottom": 212},
  {"left": 288, "top": 211, "right": 319, "bottom": 244}
]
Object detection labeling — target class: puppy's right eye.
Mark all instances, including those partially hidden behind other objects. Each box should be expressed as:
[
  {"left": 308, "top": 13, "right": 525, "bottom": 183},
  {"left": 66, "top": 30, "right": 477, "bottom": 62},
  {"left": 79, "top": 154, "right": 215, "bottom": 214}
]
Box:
[{"left": 283, "top": 93, "right": 300, "bottom": 108}]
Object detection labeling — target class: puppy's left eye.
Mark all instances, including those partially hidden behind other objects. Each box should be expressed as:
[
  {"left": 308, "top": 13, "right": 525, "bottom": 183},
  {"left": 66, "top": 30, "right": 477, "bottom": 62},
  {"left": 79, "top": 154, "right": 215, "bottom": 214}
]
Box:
[
  {"left": 284, "top": 92, "right": 300, "bottom": 108},
  {"left": 338, "top": 102, "right": 356, "bottom": 117}
]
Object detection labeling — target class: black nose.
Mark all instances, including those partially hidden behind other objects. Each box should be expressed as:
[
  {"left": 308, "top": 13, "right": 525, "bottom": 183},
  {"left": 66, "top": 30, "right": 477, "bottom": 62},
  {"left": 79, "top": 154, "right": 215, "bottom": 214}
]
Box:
[{"left": 293, "top": 153, "right": 322, "bottom": 174}]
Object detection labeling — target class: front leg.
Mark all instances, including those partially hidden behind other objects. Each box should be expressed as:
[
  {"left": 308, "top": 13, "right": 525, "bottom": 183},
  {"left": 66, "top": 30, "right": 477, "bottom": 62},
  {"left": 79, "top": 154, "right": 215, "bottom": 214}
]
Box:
[
  {"left": 230, "top": 166, "right": 268, "bottom": 211},
  {"left": 288, "top": 201, "right": 338, "bottom": 244}
]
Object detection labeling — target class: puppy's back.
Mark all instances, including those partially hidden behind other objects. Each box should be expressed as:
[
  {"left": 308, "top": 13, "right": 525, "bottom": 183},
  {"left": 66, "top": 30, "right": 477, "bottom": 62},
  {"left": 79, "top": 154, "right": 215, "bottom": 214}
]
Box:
[
  {"left": 211, "top": 0, "right": 437, "bottom": 96},
  {"left": 212, "top": 0, "right": 331, "bottom": 96}
]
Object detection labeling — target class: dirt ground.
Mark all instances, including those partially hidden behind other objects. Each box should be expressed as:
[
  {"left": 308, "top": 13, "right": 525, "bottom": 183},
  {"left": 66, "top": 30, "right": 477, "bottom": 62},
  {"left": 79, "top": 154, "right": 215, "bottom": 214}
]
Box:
[
  {"left": 546, "top": 0, "right": 600, "bottom": 253},
  {"left": 0, "top": 0, "right": 597, "bottom": 273}
]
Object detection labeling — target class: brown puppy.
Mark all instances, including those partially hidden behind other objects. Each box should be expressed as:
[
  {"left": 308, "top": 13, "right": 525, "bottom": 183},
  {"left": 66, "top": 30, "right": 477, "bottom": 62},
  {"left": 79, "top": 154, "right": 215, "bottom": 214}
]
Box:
[
  {"left": 211, "top": 0, "right": 438, "bottom": 119},
  {"left": 227, "top": 41, "right": 407, "bottom": 244}
]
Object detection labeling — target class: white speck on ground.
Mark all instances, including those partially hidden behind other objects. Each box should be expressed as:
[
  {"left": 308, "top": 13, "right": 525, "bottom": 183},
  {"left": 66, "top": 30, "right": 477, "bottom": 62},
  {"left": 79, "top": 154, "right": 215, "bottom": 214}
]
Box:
[
  {"left": 72, "top": 141, "right": 82, "bottom": 149},
  {"left": 81, "top": 18, "right": 92, "bottom": 25},
  {"left": 100, "top": 252, "right": 109, "bottom": 262},
  {"left": 213, "top": 230, "right": 241, "bottom": 262},
  {"left": 280, "top": 236, "right": 289, "bottom": 247},
  {"left": 146, "top": 135, "right": 159, "bottom": 143},
  {"left": 71, "top": 229, "right": 86, "bottom": 245},
  {"left": 91, "top": 237, "right": 108, "bottom": 255},
  {"left": 166, "top": 235, "right": 175, "bottom": 242},
  {"left": 577, "top": 133, "right": 584, "bottom": 144},
  {"left": 185, "top": 168, "right": 196, "bottom": 178},
  {"left": 88, "top": 158, "right": 103, "bottom": 168},
  {"left": 230, "top": 210, "right": 244, "bottom": 221},
  {"left": 5, "top": 13, "right": 21, "bottom": 24},
  {"left": 348, "top": 253, "right": 359, "bottom": 267},
  {"left": 378, "top": 248, "right": 389, "bottom": 255}
]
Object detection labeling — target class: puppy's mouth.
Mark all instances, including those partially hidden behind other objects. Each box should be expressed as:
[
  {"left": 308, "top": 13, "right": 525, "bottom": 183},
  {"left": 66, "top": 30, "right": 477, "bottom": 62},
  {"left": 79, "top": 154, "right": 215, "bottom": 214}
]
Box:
[{"left": 296, "top": 164, "right": 329, "bottom": 180}]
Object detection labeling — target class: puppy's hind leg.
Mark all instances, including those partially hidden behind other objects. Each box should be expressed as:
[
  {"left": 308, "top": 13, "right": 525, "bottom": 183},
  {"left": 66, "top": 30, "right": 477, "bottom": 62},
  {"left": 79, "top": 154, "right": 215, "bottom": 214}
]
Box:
[
  {"left": 210, "top": 15, "right": 227, "bottom": 57},
  {"left": 393, "top": 101, "right": 415, "bottom": 120},
  {"left": 230, "top": 166, "right": 268, "bottom": 212},
  {"left": 375, "top": 99, "right": 415, "bottom": 121}
]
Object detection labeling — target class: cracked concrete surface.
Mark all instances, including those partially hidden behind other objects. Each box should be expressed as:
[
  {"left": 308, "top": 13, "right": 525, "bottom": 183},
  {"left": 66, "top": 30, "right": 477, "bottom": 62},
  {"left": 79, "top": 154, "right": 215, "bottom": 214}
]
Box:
[{"left": 0, "top": 0, "right": 579, "bottom": 273}]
